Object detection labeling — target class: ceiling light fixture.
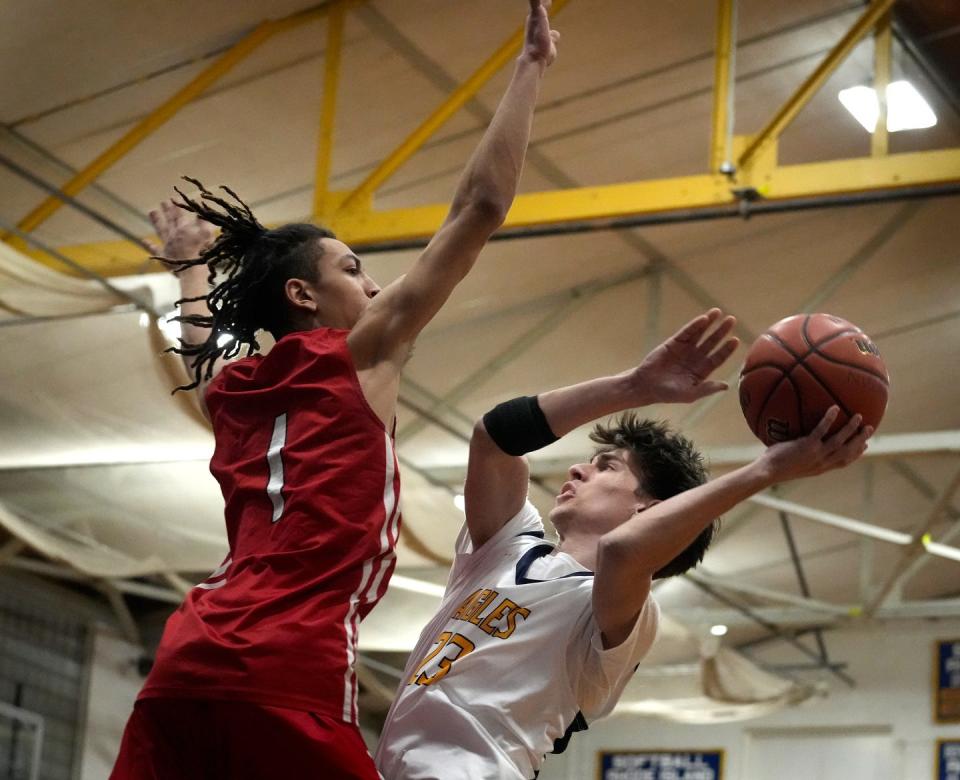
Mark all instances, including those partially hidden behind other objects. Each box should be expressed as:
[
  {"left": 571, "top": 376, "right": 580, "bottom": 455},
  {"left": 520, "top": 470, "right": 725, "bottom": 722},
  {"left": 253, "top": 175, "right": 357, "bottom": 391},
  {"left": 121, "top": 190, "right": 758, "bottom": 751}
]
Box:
[
  {"left": 838, "top": 80, "right": 937, "bottom": 132},
  {"left": 710, "top": 624, "right": 728, "bottom": 637},
  {"left": 922, "top": 534, "right": 960, "bottom": 564}
]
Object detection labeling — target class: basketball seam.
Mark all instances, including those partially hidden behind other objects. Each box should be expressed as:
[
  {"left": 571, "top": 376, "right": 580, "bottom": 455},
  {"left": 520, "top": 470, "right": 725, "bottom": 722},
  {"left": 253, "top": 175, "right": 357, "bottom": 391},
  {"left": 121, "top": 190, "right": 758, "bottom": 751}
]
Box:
[
  {"left": 743, "top": 335, "right": 803, "bottom": 442},
  {"left": 750, "top": 367, "right": 789, "bottom": 442},
  {"left": 802, "top": 318, "right": 888, "bottom": 383},
  {"left": 775, "top": 318, "right": 886, "bottom": 390},
  {"left": 766, "top": 332, "right": 802, "bottom": 359},
  {"left": 787, "top": 371, "right": 803, "bottom": 440},
  {"left": 794, "top": 318, "right": 860, "bottom": 358},
  {"left": 767, "top": 326, "right": 864, "bottom": 377},
  {"left": 805, "top": 346, "right": 890, "bottom": 384},
  {"left": 795, "top": 362, "right": 854, "bottom": 419}
]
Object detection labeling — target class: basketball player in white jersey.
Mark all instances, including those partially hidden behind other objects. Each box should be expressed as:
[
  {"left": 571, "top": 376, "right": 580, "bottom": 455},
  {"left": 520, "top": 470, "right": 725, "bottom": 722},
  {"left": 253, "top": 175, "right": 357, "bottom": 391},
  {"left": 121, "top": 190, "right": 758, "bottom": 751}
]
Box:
[{"left": 375, "top": 308, "right": 872, "bottom": 779}]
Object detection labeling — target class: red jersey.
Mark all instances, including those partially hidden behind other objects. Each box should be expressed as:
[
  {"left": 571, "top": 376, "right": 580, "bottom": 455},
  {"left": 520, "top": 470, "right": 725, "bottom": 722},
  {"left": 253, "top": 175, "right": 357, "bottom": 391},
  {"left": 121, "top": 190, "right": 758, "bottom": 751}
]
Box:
[{"left": 140, "top": 328, "right": 401, "bottom": 723}]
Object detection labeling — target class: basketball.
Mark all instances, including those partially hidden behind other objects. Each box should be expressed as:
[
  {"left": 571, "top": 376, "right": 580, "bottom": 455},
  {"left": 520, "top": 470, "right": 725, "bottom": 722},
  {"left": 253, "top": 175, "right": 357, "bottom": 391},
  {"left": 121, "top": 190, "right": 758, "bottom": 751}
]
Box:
[{"left": 739, "top": 313, "right": 889, "bottom": 446}]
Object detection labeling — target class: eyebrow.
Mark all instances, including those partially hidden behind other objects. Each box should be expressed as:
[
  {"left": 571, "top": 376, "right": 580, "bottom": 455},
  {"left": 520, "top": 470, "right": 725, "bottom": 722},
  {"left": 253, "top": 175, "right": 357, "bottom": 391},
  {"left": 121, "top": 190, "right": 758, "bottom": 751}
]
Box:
[{"left": 592, "top": 451, "right": 623, "bottom": 467}]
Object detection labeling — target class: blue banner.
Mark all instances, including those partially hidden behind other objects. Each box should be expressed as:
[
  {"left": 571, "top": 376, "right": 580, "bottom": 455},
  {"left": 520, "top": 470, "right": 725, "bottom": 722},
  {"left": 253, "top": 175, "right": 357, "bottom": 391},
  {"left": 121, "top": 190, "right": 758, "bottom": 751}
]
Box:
[
  {"left": 940, "top": 740, "right": 960, "bottom": 780},
  {"left": 599, "top": 750, "right": 723, "bottom": 780},
  {"left": 936, "top": 640, "right": 960, "bottom": 723}
]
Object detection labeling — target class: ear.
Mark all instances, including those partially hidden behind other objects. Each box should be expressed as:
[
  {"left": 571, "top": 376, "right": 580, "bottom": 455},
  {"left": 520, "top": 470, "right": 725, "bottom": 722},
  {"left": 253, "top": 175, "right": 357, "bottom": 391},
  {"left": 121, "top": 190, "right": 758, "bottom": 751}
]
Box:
[{"left": 284, "top": 277, "right": 319, "bottom": 315}]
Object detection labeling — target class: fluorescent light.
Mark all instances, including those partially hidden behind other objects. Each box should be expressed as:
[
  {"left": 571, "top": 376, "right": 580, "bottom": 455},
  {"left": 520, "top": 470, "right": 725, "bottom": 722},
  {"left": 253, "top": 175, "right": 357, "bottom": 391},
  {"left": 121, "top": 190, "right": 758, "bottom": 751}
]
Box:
[
  {"left": 839, "top": 85, "right": 879, "bottom": 132},
  {"left": 886, "top": 81, "right": 937, "bottom": 131},
  {"left": 710, "top": 624, "right": 728, "bottom": 637},
  {"left": 453, "top": 494, "right": 466, "bottom": 512},
  {"left": 838, "top": 80, "right": 937, "bottom": 132},
  {"left": 389, "top": 574, "right": 446, "bottom": 598},
  {"left": 749, "top": 494, "right": 913, "bottom": 545},
  {"left": 922, "top": 534, "right": 960, "bottom": 563}
]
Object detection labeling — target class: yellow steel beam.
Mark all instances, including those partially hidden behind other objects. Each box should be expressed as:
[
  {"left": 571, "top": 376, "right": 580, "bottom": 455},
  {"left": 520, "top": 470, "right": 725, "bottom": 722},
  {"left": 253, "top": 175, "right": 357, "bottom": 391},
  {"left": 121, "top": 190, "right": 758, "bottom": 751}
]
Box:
[
  {"left": 709, "top": 0, "right": 736, "bottom": 173},
  {"left": 7, "top": 2, "right": 343, "bottom": 248},
  {"left": 336, "top": 172, "right": 731, "bottom": 241},
  {"left": 9, "top": 23, "right": 280, "bottom": 242},
  {"left": 332, "top": 148, "right": 960, "bottom": 243},
  {"left": 872, "top": 11, "right": 892, "bottom": 158},
  {"left": 46, "top": 145, "right": 960, "bottom": 276},
  {"left": 738, "top": 0, "right": 895, "bottom": 169},
  {"left": 314, "top": 1, "right": 347, "bottom": 219},
  {"left": 760, "top": 148, "right": 960, "bottom": 198},
  {"left": 335, "top": 0, "right": 571, "bottom": 214}
]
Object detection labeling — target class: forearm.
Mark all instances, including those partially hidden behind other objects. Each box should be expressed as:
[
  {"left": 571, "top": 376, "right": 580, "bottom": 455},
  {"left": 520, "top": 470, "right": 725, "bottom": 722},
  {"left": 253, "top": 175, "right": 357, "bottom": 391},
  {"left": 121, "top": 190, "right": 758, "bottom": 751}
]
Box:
[
  {"left": 537, "top": 371, "right": 651, "bottom": 438},
  {"left": 174, "top": 265, "right": 213, "bottom": 351},
  {"left": 450, "top": 56, "right": 544, "bottom": 219},
  {"left": 600, "top": 460, "right": 775, "bottom": 574}
]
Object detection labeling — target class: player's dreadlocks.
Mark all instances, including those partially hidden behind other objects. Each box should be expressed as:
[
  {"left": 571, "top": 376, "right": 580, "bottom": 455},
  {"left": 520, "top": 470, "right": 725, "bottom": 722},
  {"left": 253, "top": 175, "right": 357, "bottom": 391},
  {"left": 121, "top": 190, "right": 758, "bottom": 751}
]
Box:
[{"left": 159, "top": 177, "right": 335, "bottom": 392}]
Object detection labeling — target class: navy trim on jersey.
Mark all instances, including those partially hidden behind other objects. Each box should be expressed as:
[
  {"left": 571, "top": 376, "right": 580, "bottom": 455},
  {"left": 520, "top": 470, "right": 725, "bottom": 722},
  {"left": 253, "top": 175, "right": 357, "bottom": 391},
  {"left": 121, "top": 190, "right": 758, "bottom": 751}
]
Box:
[
  {"left": 516, "top": 530, "right": 545, "bottom": 539},
  {"left": 551, "top": 710, "right": 589, "bottom": 755},
  {"left": 515, "top": 544, "right": 593, "bottom": 584}
]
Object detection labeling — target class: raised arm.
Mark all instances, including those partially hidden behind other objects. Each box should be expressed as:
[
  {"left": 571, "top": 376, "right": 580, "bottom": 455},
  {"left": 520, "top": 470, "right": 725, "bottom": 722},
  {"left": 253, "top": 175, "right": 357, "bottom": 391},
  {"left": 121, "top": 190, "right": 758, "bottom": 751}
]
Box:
[
  {"left": 149, "top": 200, "right": 220, "bottom": 416},
  {"left": 348, "top": 0, "right": 560, "bottom": 370},
  {"left": 465, "top": 309, "right": 738, "bottom": 548}
]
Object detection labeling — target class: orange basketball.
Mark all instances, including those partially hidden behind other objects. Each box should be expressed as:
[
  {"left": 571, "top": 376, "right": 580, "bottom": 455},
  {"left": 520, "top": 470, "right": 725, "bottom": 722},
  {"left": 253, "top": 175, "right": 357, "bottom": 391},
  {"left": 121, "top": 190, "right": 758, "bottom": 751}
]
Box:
[{"left": 739, "top": 313, "right": 889, "bottom": 446}]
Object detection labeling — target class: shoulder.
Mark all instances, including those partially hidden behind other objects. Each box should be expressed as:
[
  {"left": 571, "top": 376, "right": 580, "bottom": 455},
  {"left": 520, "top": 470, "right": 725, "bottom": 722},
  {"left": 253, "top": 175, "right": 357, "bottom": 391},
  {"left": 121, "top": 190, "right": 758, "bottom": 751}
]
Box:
[{"left": 455, "top": 500, "right": 544, "bottom": 557}]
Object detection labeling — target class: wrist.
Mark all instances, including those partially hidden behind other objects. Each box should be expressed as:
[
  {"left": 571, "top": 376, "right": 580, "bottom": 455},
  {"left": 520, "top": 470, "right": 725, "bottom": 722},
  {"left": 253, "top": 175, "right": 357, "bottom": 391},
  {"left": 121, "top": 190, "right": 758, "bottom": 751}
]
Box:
[
  {"left": 620, "top": 368, "right": 656, "bottom": 408},
  {"left": 744, "top": 457, "right": 778, "bottom": 491},
  {"left": 516, "top": 53, "right": 547, "bottom": 75},
  {"left": 177, "top": 262, "right": 209, "bottom": 280}
]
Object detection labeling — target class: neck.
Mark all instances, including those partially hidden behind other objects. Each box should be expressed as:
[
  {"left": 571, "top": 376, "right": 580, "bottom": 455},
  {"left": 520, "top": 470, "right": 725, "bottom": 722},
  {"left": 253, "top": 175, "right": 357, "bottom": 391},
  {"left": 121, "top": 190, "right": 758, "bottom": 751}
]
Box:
[{"left": 553, "top": 535, "right": 598, "bottom": 571}]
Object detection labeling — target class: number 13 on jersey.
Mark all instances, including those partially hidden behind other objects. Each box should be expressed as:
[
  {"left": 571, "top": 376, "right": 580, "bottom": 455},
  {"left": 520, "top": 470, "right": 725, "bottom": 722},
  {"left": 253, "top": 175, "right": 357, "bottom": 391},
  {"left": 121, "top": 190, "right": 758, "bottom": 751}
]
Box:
[{"left": 409, "top": 631, "right": 475, "bottom": 687}]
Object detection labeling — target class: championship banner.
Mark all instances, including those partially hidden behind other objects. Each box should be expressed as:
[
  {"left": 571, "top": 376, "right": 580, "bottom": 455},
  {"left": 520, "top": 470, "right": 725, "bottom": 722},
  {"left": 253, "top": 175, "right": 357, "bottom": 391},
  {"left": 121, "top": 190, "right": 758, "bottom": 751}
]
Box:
[
  {"left": 939, "top": 740, "right": 960, "bottom": 780},
  {"left": 935, "top": 639, "right": 960, "bottom": 723},
  {"left": 598, "top": 750, "right": 723, "bottom": 780}
]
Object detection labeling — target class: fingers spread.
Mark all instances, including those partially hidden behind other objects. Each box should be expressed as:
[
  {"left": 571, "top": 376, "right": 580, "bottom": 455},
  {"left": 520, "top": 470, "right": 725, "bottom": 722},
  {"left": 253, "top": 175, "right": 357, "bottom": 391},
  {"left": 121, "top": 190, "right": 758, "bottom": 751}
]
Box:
[
  {"left": 707, "top": 337, "right": 739, "bottom": 370},
  {"left": 833, "top": 412, "right": 863, "bottom": 446},
  {"left": 675, "top": 308, "right": 721, "bottom": 344},
  {"left": 697, "top": 315, "right": 737, "bottom": 354},
  {"left": 811, "top": 406, "right": 840, "bottom": 439}
]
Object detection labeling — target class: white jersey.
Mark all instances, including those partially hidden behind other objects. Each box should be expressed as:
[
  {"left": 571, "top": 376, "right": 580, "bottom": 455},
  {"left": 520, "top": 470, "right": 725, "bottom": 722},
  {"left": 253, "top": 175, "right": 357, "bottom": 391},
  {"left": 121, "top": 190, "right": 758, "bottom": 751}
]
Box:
[{"left": 376, "top": 501, "right": 659, "bottom": 780}]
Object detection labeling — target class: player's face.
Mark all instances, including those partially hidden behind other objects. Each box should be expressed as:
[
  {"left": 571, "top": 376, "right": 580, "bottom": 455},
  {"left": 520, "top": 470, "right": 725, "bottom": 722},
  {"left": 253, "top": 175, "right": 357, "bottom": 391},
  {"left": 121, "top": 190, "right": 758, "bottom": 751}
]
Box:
[
  {"left": 312, "top": 238, "right": 381, "bottom": 328},
  {"left": 549, "top": 449, "right": 652, "bottom": 536}
]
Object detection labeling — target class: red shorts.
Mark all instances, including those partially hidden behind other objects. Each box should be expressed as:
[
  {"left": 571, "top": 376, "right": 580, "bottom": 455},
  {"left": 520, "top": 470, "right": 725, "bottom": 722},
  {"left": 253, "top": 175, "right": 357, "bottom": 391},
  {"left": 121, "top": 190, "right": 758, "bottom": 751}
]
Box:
[{"left": 110, "top": 699, "right": 381, "bottom": 780}]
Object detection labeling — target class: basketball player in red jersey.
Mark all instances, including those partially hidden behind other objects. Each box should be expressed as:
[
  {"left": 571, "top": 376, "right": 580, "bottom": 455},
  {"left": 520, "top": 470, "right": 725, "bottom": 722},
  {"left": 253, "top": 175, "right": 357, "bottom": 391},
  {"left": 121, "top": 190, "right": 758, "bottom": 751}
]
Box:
[{"left": 110, "top": 3, "right": 560, "bottom": 778}]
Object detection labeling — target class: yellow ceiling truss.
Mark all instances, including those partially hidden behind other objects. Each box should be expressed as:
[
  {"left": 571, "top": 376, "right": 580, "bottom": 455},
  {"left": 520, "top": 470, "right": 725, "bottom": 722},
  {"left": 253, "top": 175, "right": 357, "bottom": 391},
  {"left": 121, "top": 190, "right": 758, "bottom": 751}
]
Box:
[{"left": 5, "top": 0, "right": 960, "bottom": 278}]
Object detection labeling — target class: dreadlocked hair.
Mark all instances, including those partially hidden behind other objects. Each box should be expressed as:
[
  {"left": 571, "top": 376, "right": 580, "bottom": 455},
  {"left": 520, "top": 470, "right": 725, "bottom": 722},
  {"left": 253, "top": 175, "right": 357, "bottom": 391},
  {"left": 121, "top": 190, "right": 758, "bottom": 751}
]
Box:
[
  {"left": 158, "top": 177, "right": 335, "bottom": 392},
  {"left": 590, "top": 413, "right": 717, "bottom": 579}
]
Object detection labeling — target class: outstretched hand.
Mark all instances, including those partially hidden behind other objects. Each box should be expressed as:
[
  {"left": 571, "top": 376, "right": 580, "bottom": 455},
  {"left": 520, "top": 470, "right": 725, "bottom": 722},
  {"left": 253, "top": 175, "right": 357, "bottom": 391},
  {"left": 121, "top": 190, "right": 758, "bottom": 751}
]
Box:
[
  {"left": 630, "top": 308, "right": 739, "bottom": 405},
  {"left": 523, "top": 0, "right": 560, "bottom": 67},
  {"left": 148, "top": 199, "right": 215, "bottom": 270},
  {"left": 759, "top": 407, "right": 872, "bottom": 483}
]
